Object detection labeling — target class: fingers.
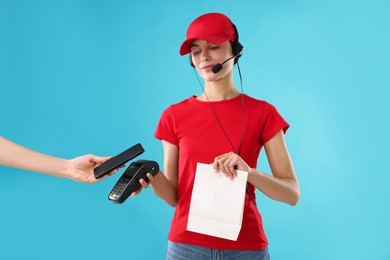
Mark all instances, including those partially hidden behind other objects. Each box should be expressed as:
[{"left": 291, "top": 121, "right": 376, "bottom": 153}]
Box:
[
  {"left": 88, "top": 154, "right": 112, "bottom": 165},
  {"left": 131, "top": 173, "right": 155, "bottom": 197},
  {"left": 213, "top": 152, "right": 242, "bottom": 179},
  {"left": 131, "top": 186, "right": 143, "bottom": 197},
  {"left": 139, "top": 177, "right": 150, "bottom": 188}
]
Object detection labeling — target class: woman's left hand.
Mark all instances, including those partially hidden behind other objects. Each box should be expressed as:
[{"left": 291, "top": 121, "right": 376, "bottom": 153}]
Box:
[{"left": 213, "top": 152, "right": 251, "bottom": 179}]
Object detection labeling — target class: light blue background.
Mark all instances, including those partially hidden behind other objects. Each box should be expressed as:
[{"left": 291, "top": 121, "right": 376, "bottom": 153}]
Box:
[{"left": 1, "top": 0, "right": 389, "bottom": 259}]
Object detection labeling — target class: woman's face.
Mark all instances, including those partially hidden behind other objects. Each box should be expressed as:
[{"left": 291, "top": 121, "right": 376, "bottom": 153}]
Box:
[{"left": 190, "top": 39, "right": 234, "bottom": 82}]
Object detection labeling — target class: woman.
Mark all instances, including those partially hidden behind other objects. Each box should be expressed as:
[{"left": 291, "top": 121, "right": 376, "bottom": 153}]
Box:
[{"left": 134, "top": 12, "right": 300, "bottom": 259}]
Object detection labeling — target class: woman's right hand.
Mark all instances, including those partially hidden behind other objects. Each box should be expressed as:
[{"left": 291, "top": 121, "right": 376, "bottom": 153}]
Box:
[{"left": 130, "top": 170, "right": 161, "bottom": 197}]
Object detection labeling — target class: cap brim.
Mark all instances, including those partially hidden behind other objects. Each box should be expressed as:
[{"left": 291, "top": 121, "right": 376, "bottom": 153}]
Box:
[{"left": 179, "top": 35, "right": 230, "bottom": 55}]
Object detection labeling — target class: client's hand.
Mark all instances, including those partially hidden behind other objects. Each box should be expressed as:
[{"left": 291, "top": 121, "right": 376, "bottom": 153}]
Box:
[{"left": 67, "top": 154, "right": 121, "bottom": 183}]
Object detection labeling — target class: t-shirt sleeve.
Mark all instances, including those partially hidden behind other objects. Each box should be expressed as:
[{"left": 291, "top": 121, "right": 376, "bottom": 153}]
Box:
[
  {"left": 260, "top": 102, "right": 290, "bottom": 145},
  {"left": 154, "top": 106, "right": 179, "bottom": 145}
]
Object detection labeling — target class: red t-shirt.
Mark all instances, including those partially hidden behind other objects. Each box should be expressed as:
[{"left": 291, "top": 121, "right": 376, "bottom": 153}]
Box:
[{"left": 154, "top": 94, "right": 289, "bottom": 250}]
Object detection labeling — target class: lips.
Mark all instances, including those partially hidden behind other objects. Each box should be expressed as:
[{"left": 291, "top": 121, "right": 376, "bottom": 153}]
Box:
[{"left": 202, "top": 65, "right": 214, "bottom": 70}]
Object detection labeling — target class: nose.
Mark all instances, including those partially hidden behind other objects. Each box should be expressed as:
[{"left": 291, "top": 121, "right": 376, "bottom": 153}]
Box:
[{"left": 200, "top": 49, "right": 211, "bottom": 63}]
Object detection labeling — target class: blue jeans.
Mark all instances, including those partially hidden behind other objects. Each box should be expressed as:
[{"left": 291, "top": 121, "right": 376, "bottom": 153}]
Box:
[{"left": 166, "top": 241, "right": 270, "bottom": 260}]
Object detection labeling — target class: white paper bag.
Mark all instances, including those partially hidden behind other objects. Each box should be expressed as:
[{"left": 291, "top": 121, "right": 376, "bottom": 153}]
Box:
[{"left": 187, "top": 163, "right": 248, "bottom": 241}]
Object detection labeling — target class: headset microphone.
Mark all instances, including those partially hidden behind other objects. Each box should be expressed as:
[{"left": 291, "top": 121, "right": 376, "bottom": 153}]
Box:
[
  {"left": 211, "top": 63, "right": 224, "bottom": 74},
  {"left": 211, "top": 50, "right": 243, "bottom": 74}
]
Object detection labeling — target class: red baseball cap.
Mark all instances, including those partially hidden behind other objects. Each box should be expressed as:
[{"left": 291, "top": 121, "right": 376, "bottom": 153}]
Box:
[{"left": 179, "top": 13, "right": 236, "bottom": 56}]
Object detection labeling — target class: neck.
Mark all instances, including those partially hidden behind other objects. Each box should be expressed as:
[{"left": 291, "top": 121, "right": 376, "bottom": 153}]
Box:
[{"left": 198, "top": 75, "right": 240, "bottom": 101}]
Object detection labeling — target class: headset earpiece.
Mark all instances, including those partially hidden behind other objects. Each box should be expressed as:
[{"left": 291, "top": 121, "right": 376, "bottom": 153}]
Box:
[
  {"left": 190, "top": 55, "right": 195, "bottom": 68},
  {"left": 231, "top": 23, "right": 243, "bottom": 64}
]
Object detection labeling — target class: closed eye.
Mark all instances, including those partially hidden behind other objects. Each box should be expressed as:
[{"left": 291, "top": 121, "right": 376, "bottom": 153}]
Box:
[{"left": 190, "top": 47, "right": 200, "bottom": 56}]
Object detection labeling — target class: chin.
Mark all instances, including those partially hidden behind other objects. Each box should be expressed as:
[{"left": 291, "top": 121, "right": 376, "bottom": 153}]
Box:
[{"left": 202, "top": 71, "right": 220, "bottom": 80}]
